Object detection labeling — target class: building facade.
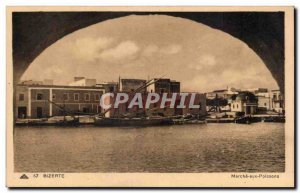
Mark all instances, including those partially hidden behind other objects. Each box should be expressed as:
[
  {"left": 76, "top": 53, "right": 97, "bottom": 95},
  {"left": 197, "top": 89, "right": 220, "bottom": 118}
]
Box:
[
  {"left": 119, "top": 79, "right": 147, "bottom": 92},
  {"left": 271, "top": 89, "right": 284, "bottom": 113},
  {"left": 69, "top": 77, "right": 97, "bottom": 87},
  {"left": 147, "top": 79, "right": 180, "bottom": 93},
  {"left": 102, "top": 92, "right": 206, "bottom": 118},
  {"left": 16, "top": 84, "right": 105, "bottom": 119},
  {"left": 231, "top": 92, "right": 258, "bottom": 115},
  {"left": 96, "top": 82, "right": 119, "bottom": 93},
  {"left": 257, "top": 95, "right": 272, "bottom": 111}
]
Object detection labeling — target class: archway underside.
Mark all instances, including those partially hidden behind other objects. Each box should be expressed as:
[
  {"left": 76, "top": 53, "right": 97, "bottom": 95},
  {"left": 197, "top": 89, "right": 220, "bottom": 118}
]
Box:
[{"left": 12, "top": 12, "right": 284, "bottom": 92}]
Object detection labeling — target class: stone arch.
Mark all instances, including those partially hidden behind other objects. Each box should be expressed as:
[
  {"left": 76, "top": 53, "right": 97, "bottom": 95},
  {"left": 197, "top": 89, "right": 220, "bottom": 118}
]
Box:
[{"left": 13, "top": 11, "right": 284, "bottom": 91}]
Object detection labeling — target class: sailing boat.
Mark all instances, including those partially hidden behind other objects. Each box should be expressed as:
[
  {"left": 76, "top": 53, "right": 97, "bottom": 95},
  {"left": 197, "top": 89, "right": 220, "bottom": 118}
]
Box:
[{"left": 94, "top": 76, "right": 174, "bottom": 127}]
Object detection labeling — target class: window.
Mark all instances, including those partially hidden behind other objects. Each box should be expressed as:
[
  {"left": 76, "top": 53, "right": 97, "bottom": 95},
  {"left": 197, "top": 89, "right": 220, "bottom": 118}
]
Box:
[
  {"left": 74, "top": 93, "right": 79, "bottom": 101},
  {"left": 264, "top": 103, "right": 267, "bottom": 106},
  {"left": 52, "top": 94, "right": 56, "bottom": 100},
  {"left": 237, "top": 104, "right": 239, "bottom": 108},
  {"left": 36, "top": 93, "right": 43, "bottom": 100},
  {"left": 94, "top": 93, "right": 100, "bottom": 101},
  {"left": 19, "top": 93, "right": 24, "bottom": 101},
  {"left": 82, "top": 107, "right": 89, "bottom": 113},
  {"left": 84, "top": 93, "right": 90, "bottom": 101},
  {"left": 199, "top": 102, "right": 202, "bottom": 110},
  {"left": 273, "top": 94, "right": 277, "bottom": 100},
  {"left": 232, "top": 104, "right": 235, "bottom": 109},
  {"left": 63, "top": 93, "right": 69, "bottom": 101}
]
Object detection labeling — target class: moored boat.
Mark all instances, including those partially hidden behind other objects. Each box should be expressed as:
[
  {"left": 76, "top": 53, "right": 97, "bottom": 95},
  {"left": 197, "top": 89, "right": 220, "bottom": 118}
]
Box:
[
  {"left": 94, "top": 116, "right": 173, "bottom": 127},
  {"left": 16, "top": 116, "right": 79, "bottom": 126}
]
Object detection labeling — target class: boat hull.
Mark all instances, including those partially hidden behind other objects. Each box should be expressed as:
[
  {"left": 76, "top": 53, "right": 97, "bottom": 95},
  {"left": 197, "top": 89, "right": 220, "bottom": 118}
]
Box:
[
  {"left": 15, "top": 119, "right": 79, "bottom": 126},
  {"left": 94, "top": 117, "right": 173, "bottom": 127}
]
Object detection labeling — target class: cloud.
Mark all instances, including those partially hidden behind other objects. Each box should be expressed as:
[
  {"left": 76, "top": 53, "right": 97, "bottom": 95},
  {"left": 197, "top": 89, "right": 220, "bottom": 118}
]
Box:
[
  {"left": 188, "top": 54, "right": 217, "bottom": 70},
  {"left": 160, "top": 44, "right": 182, "bottom": 54},
  {"left": 142, "top": 44, "right": 182, "bottom": 57},
  {"left": 142, "top": 44, "right": 159, "bottom": 57},
  {"left": 73, "top": 37, "right": 114, "bottom": 62},
  {"left": 99, "top": 40, "right": 140, "bottom": 61}
]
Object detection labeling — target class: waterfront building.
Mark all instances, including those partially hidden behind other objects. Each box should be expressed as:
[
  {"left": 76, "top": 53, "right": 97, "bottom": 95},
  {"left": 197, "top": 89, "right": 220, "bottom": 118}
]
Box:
[
  {"left": 271, "top": 89, "right": 284, "bottom": 113},
  {"left": 102, "top": 92, "right": 206, "bottom": 118},
  {"left": 206, "top": 87, "right": 239, "bottom": 112},
  {"left": 246, "top": 88, "right": 268, "bottom": 94},
  {"left": 69, "top": 77, "right": 97, "bottom": 87},
  {"left": 248, "top": 88, "right": 284, "bottom": 114},
  {"left": 257, "top": 93, "right": 272, "bottom": 112},
  {"left": 16, "top": 84, "right": 105, "bottom": 119},
  {"left": 231, "top": 92, "right": 258, "bottom": 115},
  {"left": 119, "top": 78, "right": 147, "bottom": 92},
  {"left": 19, "top": 79, "right": 53, "bottom": 86},
  {"left": 147, "top": 78, "right": 180, "bottom": 93},
  {"left": 96, "top": 82, "right": 119, "bottom": 93},
  {"left": 170, "top": 80, "right": 180, "bottom": 93},
  {"left": 206, "top": 87, "right": 239, "bottom": 100}
]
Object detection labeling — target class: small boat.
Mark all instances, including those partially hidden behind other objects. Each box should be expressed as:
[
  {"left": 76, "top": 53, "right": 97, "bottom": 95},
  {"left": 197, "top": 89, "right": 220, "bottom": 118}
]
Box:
[
  {"left": 94, "top": 116, "right": 173, "bottom": 127},
  {"left": 16, "top": 116, "right": 79, "bottom": 126},
  {"left": 264, "top": 116, "right": 285, "bottom": 123},
  {"left": 234, "top": 116, "right": 252, "bottom": 124},
  {"left": 234, "top": 116, "right": 260, "bottom": 124}
]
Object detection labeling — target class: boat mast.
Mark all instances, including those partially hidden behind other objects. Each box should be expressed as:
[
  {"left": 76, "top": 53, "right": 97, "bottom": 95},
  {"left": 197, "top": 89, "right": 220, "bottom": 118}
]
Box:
[{"left": 99, "top": 75, "right": 166, "bottom": 117}]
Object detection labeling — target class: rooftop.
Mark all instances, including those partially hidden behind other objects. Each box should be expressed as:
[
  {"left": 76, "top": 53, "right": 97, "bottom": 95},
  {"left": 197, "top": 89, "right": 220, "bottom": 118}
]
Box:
[{"left": 17, "top": 84, "right": 104, "bottom": 90}]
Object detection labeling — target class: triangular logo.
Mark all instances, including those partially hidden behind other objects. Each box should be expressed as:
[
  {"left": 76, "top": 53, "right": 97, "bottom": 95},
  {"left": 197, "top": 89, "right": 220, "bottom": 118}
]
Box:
[{"left": 20, "top": 174, "right": 29, "bottom": 179}]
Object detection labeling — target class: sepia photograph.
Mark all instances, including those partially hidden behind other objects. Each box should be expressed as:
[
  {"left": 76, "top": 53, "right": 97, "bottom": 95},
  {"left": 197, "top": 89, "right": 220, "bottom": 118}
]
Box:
[{"left": 6, "top": 6, "right": 294, "bottom": 187}]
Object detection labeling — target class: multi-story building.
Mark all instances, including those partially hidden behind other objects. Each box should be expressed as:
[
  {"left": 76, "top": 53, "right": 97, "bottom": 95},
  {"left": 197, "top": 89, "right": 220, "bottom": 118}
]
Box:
[
  {"left": 96, "top": 82, "right": 119, "bottom": 93},
  {"left": 246, "top": 88, "right": 268, "bottom": 94},
  {"left": 119, "top": 79, "right": 147, "bottom": 92},
  {"left": 69, "top": 77, "right": 97, "bottom": 87},
  {"left": 206, "top": 87, "right": 239, "bottom": 100},
  {"left": 231, "top": 92, "right": 258, "bottom": 115},
  {"left": 206, "top": 87, "right": 239, "bottom": 112},
  {"left": 16, "top": 84, "right": 105, "bottom": 119},
  {"left": 19, "top": 79, "right": 54, "bottom": 86},
  {"left": 102, "top": 92, "right": 206, "bottom": 118},
  {"left": 271, "top": 89, "right": 284, "bottom": 113},
  {"left": 170, "top": 80, "right": 180, "bottom": 93},
  {"left": 257, "top": 95, "right": 272, "bottom": 111},
  {"left": 147, "top": 78, "right": 180, "bottom": 93}
]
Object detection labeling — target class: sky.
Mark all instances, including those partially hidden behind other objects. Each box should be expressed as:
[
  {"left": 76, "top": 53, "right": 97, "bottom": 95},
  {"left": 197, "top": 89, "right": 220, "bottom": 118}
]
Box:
[{"left": 21, "top": 15, "right": 278, "bottom": 92}]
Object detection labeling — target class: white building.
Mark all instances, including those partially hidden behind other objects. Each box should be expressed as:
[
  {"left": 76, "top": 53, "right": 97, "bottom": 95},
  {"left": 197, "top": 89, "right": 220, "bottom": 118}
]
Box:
[
  {"left": 271, "top": 89, "right": 284, "bottom": 113},
  {"left": 69, "top": 77, "right": 97, "bottom": 87},
  {"left": 231, "top": 92, "right": 258, "bottom": 115}
]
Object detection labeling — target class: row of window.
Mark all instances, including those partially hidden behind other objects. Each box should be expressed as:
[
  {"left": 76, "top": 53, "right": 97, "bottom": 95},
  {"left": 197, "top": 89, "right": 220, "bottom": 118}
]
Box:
[
  {"left": 273, "top": 94, "right": 282, "bottom": 100},
  {"left": 233, "top": 103, "right": 267, "bottom": 108},
  {"left": 232, "top": 104, "right": 239, "bottom": 109},
  {"left": 60, "top": 93, "right": 100, "bottom": 101},
  {"left": 18, "top": 93, "right": 100, "bottom": 101}
]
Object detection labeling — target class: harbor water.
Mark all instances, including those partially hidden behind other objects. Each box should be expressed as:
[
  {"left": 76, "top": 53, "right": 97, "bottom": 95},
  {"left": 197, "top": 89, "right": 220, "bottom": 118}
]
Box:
[{"left": 14, "top": 123, "right": 285, "bottom": 173}]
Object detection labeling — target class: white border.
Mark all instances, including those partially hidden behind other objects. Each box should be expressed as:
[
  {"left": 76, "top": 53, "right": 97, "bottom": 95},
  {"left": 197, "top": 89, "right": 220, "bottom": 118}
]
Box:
[{"left": 1, "top": 1, "right": 298, "bottom": 192}]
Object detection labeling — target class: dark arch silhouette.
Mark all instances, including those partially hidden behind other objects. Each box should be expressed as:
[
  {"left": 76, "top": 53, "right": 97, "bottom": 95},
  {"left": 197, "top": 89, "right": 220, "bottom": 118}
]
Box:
[{"left": 13, "top": 11, "right": 284, "bottom": 92}]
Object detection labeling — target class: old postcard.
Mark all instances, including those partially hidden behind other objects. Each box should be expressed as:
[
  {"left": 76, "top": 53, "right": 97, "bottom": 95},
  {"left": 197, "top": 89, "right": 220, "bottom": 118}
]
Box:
[{"left": 6, "top": 6, "right": 294, "bottom": 187}]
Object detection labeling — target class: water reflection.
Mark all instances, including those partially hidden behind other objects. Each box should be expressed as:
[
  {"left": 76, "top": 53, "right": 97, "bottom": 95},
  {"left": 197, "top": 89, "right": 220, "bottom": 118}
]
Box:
[{"left": 14, "top": 123, "right": 285, "bottom": 173}]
